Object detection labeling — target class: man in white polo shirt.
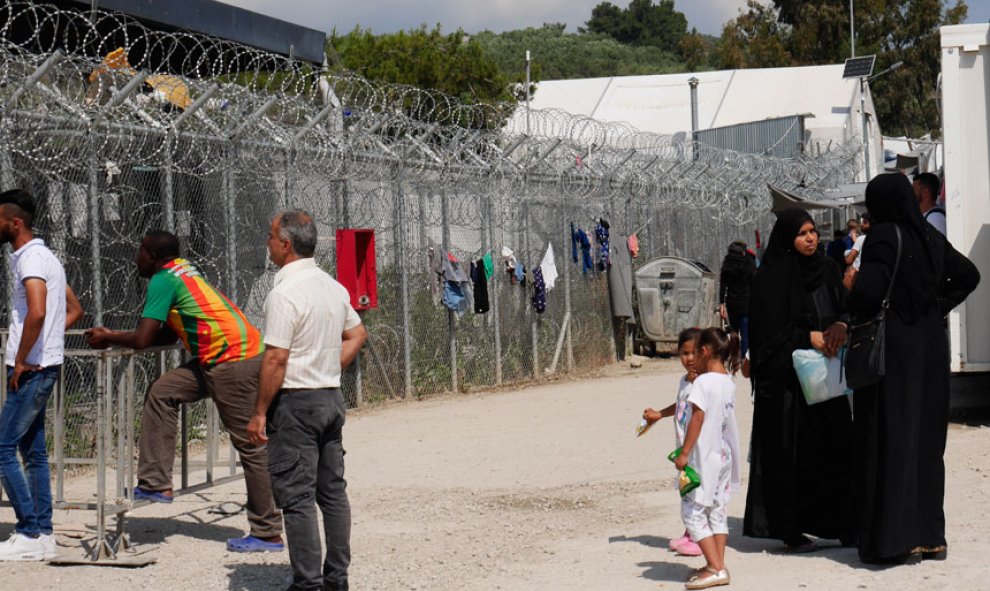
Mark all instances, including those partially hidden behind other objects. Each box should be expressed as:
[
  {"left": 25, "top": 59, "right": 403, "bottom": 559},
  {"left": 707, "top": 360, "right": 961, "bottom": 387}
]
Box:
[
  {"left": 0, "top": 189, "right": 82, "bottom": 561},
  {"left": 248, "top": 210, "right": 367, "bottom": 591}
]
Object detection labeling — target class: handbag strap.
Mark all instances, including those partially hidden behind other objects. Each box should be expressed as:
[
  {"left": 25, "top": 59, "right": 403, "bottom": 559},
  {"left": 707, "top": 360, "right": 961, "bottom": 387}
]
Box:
[{"left": 881, "top": 225, "right": 903, "bottom": 309}]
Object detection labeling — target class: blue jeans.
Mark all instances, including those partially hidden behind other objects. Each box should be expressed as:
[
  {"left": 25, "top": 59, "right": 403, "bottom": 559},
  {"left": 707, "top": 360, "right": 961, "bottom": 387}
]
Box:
[
  {"left": 0, "top": 366, "right": 58, "bottom": 536},
  {"left": 727, "top": 311, "right": 750, "bottom": 358}
]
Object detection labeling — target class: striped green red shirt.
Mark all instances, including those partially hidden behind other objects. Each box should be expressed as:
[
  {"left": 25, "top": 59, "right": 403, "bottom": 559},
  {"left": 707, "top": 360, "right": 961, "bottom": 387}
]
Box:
[{"left": 141, "top": 258, "right": 263, "bottom": 365}]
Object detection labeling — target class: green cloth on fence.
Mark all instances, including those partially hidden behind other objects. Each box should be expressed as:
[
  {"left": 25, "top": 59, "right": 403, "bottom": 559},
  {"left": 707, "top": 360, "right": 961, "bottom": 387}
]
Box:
[{"left": 482, "top": 252, "right": 494, "bottom": 280}]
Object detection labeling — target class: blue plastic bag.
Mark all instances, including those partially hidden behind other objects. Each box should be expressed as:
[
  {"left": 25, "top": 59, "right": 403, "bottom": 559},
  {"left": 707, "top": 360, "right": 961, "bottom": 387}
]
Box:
[{"left": 791, "top": 348, "right": 852, "bottom": 405}]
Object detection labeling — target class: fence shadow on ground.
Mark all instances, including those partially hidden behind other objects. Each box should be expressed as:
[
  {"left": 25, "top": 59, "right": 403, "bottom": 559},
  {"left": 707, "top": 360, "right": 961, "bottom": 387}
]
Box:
[
  {"left": 226, "top": 562, "right": 291, "bottom": 591},
  {"left": 122, "top": 512, "right": 246, "bottom": 546}
]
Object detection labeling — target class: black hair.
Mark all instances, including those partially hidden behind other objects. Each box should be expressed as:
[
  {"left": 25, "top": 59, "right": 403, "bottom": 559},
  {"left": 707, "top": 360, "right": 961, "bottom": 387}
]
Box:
[
  {"left": 0, "top": 189, "right": 36, "bottom": 228},
  {"left": 144, "top": 230, "right": 181, "bottom": 260},
  {"left": 677, "top": 327, "right": 702, "bottom": 351},
  {"left": 860, "top": 212, "right": 871, "bottom": 223},
  {"left": 913, "top": 172, "right": 941, "bottom": 201},
  {"left": 697, "top": 327, "right": 741, "bottom": 374}
]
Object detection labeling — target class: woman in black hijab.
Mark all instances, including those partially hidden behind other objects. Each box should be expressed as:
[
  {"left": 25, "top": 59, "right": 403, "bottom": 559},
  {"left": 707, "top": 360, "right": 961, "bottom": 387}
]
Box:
[
  {"left": 850, "top": 174, "right": 979, "bottom": 564},
  {"left": 743, "top": 208, "right": 857, "bottom": 551}
]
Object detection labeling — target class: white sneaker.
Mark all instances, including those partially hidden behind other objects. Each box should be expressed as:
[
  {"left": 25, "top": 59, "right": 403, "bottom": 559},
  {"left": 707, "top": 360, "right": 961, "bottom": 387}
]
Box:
[
  {"left": 0, "top": 533, "right": 45, "bottom": 561},
  {"left": 38, "top": 534, "right": 58, "bottom": 560}
]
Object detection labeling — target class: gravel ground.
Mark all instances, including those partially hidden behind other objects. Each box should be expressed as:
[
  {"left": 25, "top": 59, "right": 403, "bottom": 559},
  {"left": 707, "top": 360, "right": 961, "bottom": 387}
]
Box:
[{"left": 0, "top": 357, "right": 987, "bottom": 590}]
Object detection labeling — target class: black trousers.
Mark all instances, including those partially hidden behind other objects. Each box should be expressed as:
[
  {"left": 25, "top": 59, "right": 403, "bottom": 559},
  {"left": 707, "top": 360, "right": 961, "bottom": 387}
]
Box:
[{"left": 267, "top": 389, "right": 350, "bottom": 591}]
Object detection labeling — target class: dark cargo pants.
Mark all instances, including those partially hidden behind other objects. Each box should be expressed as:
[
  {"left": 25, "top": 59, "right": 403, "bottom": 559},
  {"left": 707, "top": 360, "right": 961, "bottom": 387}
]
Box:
[{"left": 267, "top": 388, "right": 350, "bottom": 591}]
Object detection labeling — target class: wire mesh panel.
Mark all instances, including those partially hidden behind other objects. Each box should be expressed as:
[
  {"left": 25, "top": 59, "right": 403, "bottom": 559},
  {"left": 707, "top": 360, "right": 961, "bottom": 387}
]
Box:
[{"left": 0, "top": 2, "right": 866, "bottom": 411}]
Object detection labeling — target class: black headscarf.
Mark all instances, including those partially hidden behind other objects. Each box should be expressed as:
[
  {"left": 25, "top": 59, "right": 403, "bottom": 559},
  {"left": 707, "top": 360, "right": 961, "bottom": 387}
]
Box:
[
  {"left": 863, "top": 173, "right": 944, "bottom": 311},
  {"left": 750, "top": 207, "right": 840, "bottom": 375},
  {"left": 762, "top": 208, "right": 827, "bottom": 292}
]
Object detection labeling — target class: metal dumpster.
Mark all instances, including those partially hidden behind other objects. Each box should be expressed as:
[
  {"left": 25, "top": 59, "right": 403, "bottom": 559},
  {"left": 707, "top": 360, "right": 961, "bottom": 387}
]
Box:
[{"left": 635, "top": 256, "right": 719, "bottom": 350}]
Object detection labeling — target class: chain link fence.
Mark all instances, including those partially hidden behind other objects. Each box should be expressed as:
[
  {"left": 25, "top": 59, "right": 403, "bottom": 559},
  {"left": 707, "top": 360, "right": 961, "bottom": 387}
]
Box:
[{"left": 0, "top": 3, "right": 864, "bottom": 414}]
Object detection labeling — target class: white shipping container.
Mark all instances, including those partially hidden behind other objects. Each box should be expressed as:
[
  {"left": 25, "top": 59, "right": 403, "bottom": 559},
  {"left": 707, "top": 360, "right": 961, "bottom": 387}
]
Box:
[{"left": 941, "top": 24, "right": 990, "bottom": 399}]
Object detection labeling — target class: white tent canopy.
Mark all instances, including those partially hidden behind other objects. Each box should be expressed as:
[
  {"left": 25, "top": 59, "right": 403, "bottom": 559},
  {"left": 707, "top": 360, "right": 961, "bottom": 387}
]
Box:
[{"left": 520, "top": 64, "right": 883, "bottom": 180}]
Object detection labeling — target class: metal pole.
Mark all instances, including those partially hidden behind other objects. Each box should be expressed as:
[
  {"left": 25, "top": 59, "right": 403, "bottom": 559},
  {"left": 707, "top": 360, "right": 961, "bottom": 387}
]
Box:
[
  {"left": 125, "top": 355, "right": 136, "bottom": 499},
  {"left": 162, "top": 134, "right": 176, "bottom": 232},
  {"left": 861, "top": 77, "right": 871, "bottom": 180},
  {"left": 180, "top": 403, "right": 188, "bottom": 490},
  {"left": 850, "top": 0, "right": 856, "bottom": 58},
  {"left": 441, "top": 188, "right": 457, "bottom": 393},
  {"left": 87, "top": 132, "right": 104, "bottom": 326},
  {"left": 525, "top": 51, "right": 531, "bottom": 136},
  {"left": 94, "top": 356, "right": 107, "bottom": 560},
  {"left": 488, "top": 193, "right": 503, "bottom": 385},
  {"left": 396, "top": 181, "right": 412, "bottom": 398},
  {"left": 689, "top": 77, "right": 700, "bottom": 134},
  {"left": 563, "top": 223, "right": 573, "bottom": 371},
  {"left": 526, "top": 207, "right": 538, "bottom": 378},
  {"left": 54, "top": 366, "right": 65, "bottom": 503}
]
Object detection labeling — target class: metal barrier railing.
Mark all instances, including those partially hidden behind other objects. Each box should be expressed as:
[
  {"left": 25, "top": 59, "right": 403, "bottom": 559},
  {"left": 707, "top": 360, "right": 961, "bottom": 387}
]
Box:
[{"left": 0, "top": 331, "right": 244, "bottom": 563}]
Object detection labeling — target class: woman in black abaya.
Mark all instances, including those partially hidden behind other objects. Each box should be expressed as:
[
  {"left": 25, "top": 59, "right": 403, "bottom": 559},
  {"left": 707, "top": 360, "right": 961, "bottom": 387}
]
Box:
[
  {"left": 849, "top": 174, "right": 979, "bottom": 564},
  {"left": 743, "top": 208, "right": 857, "bottom": 551}
]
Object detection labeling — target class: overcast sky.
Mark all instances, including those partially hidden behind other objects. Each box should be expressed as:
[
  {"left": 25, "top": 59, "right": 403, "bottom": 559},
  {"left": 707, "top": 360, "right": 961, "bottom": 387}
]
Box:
[{"left": 222, "top": 0, "right": 990, "bottom": 37}]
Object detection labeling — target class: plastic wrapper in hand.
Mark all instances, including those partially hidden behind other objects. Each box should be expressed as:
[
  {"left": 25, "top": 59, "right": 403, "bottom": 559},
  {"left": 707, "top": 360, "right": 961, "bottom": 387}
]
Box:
[
  {"left": 667, "top": 447, "right": 702, "bottom": 497},
  {"left": 635, "top": 418, "right": 655, "bottom": 437}
]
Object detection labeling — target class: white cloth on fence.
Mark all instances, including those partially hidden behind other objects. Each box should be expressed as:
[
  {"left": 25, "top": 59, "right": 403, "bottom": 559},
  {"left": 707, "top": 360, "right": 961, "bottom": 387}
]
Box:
[{"left": 539, "top": 243, "right": 558, "bottom": 291}]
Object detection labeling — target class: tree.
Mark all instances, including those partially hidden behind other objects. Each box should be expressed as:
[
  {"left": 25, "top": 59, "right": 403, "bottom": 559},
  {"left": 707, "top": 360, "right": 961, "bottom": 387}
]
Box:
[
  {"left": 716, "top": 1, "right": 792, "bottom": 69},
  {"left": 327, "top": 25, "right": 512, "bottom": 108},
  {"left": 716, "top": 0, "right": 968, "bottom": 137},
  {"left": 679, "top": 29, "right": 712, "bottom": 72},
  {"left": 474, "top": 24, "right": 686, "bottom": 83},
  {"left": 584, "top": 0, "right": 689, "bottom": 54}
]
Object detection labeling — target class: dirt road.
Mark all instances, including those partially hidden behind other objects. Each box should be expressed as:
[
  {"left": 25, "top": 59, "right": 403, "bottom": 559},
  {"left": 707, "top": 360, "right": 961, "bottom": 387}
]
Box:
[{"left": 0, "top": 358, "right": 986, "bottom": 590}]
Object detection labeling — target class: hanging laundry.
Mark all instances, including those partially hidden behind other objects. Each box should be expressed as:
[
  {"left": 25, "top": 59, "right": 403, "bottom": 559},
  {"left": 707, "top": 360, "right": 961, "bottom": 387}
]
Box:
[
  {"left": 595, "top": 218, "right": 610, "bottom": 272},
  {"left": 570, "top": 222, "right": 579, "bottom": 264},
  {"left": 609, "top": 235, "right": 635, "bottom": 321},
  {"left": 539, "top": 242, "right": 558, "bottom": 291},
  {"left": 576, "top": 227, "right": 592, "bottom": 275},
  {"left": 442, "top": 280, "right": 465, "bottom": 311},
  {"left": 502, "top": 245, "right": 518, "bottom": 283},
  {"left": 471, "top": 259, "right": 490, "bottom": 314},
  {"left": 627, "top": 233, "right": 640, "bottom": 259},
  {"left": 482, "top": 252, "right": 494, "bottom": 280},
  {"left": 515, "top": 262, "right": 526, "bottom": 286},
  {"left": 532, "top": 266, "right": 547, "bottom": 314},
  {"left": 457, "top": 261, "right": 474, "bottom": 314}
]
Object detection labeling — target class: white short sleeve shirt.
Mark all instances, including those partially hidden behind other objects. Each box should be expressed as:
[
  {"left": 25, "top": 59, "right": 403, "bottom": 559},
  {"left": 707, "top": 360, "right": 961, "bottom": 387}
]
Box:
[
  {"left": 6, "top": 238, "right": 67, "bottom": 367},
  {"left": 263, "top": 258, "right": 361, "bottom": 389}
]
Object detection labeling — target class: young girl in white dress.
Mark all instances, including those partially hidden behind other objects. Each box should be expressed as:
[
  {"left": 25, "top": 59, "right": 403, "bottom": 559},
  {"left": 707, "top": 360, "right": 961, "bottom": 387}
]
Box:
[
  {"left": 643, "top": 327, "right": 703, "bottom": 556},
  {"left": 674, "top": 327, "right": 741, "bottom": 590}
]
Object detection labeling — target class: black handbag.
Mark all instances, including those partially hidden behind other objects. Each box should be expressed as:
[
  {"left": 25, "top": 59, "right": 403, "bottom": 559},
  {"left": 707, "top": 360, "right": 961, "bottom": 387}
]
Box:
[{"left": 845, "top": 225, "right": 902, "bottom": 389}]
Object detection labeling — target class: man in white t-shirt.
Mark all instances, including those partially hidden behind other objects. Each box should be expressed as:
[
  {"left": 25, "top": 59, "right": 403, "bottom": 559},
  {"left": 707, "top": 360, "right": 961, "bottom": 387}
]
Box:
[
  {"left": 247, "top": 210, "right": 367, "bottom": 591},
  {"left": 913, "top": 173, "right": 946, "bottom": 236},
  {"left": 0, "top": 190, "right": 82, "bottom": 562}
]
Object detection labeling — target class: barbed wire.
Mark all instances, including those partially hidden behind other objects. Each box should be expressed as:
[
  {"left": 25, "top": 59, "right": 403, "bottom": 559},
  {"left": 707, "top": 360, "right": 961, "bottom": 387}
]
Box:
[{"left": 0, "top": 2, "right": 864, "bottom": 404}]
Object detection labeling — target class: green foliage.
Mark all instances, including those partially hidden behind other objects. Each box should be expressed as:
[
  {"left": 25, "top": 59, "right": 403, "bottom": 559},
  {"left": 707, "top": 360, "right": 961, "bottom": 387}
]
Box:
[
  {"left": 716, "top": 1, "right": 793, "bottom": 69},
  {"left": 327, "top": 25, "right": 513, "bottom": 107},
  {"left": 474, "top": 24, "right": 687, "bottom": 83},
  {"left": 584, "top": 0, "right": 689, "bottom": 54},
  {"left": 716, "top": 0, "right": 969, "bottom": 137}
]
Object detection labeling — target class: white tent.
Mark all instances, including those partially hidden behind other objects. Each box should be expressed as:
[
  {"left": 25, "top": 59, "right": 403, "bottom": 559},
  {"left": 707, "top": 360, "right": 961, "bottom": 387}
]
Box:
[{"left": 520, "top": 64, "right": 883, "bottom": 180}]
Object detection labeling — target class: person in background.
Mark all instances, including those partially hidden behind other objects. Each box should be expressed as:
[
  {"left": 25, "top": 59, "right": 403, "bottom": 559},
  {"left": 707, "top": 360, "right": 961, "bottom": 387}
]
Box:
[
  {"left": 718, "top": 242, "right": 756, "bottom": 357},
  {"left": 0, "top": 189, "right": 83, "bottom": 561},
  {"left": 850, "top": 174, "right": 979, "bottom": 564},
  {"left": 86, "top": 230, "right": 284, "bottom": 554},
  {"left": 843, "top": 213, "right": 871, "bottom": 290},
  {"left": 248, "top": 210, "right": 367, "bottom": 591},
  {"left": 913, "top": 172, "right": 946, "bottom": 236},
  {"left": 743, "top": 208, "right": 856, "bottom": 553}
]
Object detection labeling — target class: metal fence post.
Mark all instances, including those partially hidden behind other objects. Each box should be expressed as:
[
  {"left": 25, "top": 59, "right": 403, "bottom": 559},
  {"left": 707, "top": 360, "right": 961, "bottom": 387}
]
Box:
[
  {"left": 440, "top": 188, "right": 457, "bottom": 393},
  {"left": 488, "top": 192, "right": 502, "bottom": 385},
  {"left": 395, "top": 181, "right": 412, "bottom": 398},
  {"left": 525, "top": 204, "right": 538, "bottom": 378},
  {"left": 563, "top": 222, "right": 574, "bottom": 371},
  {"left": 87, "top": 132, "right": 103, "bottom": 326}
]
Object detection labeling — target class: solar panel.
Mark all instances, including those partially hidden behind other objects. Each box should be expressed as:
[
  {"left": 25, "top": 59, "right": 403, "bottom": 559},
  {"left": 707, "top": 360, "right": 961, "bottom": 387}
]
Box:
[{"left": 843, "top": 56, "right": 876, "bottom": 79}]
